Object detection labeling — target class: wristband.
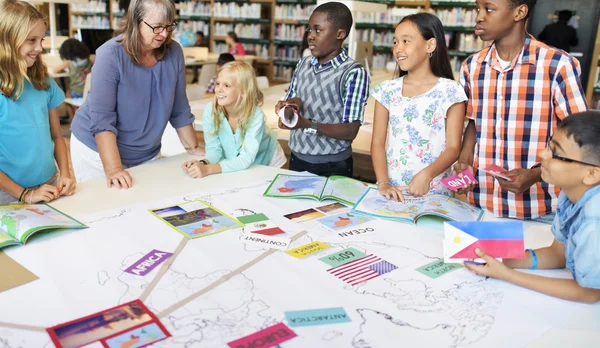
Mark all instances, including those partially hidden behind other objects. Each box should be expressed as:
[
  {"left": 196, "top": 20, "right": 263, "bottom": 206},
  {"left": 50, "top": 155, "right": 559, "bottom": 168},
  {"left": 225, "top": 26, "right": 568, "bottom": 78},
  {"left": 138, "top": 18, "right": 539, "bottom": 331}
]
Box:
[
  {"left": 376, "top": 181, "right": 391, "bottom": 186},
  {"left": 527, "top": 248, "right": 538, "bottom": 270},
  {"left": 199, "top": 159, "right": 208, "bottom": 165},
  {"left": 18, "top": 188, "right": 27, "bottom": 203}
]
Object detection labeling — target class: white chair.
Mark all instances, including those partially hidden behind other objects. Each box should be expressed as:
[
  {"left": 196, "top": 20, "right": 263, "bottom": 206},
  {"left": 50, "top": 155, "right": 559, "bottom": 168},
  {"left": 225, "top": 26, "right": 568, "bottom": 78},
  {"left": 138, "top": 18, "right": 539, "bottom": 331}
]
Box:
[
  {"left": 186, "top": 84, "right": 206, "bottom": 102},
  {"left": 256, "top": 76, "right": 269, "bottom": 89}
]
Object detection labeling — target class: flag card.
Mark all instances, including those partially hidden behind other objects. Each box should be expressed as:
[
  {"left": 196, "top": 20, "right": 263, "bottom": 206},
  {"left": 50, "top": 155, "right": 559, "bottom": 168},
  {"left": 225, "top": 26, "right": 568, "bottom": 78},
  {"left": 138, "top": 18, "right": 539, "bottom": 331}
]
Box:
[
  {"left": 440, "top": 170, "right": 478, "bottom": 191},
  {"left": 443, "top": 221, "right": 525, "bottom": 263},
  {"left": 327, "top": 254, "right": 397, "bottom": 286}
]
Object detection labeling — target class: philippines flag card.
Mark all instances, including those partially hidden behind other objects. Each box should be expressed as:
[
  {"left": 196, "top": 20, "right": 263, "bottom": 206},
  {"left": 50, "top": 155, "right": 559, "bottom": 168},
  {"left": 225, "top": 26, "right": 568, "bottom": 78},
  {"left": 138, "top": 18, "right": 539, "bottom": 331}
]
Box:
[
  {"left": 327, "top": 254, "right": 398, "bottom": 286},
  {"left": 443, "top": 221, "right": 525, "bottom": 263}
]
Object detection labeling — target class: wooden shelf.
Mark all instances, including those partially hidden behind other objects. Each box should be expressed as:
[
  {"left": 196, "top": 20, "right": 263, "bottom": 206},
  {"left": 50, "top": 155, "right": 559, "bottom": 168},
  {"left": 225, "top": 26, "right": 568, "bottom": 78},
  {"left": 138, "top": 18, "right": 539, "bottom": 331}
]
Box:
[
  {"left": 255, "top": 58, "right": 272, "bottom": 64},
  {"left": 274, "top": 19, "right": 309, "bottom": 25},
  {"left": 273, "top": 39, "right": 302, "bottom": 46},
  {"left": 178, "top": 15, "right": 211, "bottom": 21},
  {"left": 71, "top": 11, "right": 110, "bottom": 16},
  {"left": 213, "top": 17, "right": 270, "bottom": 23},
  {"left": 431, "top": 1, "right": 476, "bottom": 6},
  {"left": 356, "top": 23, "right": 395, "bottom": 29},
  {"left": 443, "top": 26, "right": 476, "bottom": 32}
]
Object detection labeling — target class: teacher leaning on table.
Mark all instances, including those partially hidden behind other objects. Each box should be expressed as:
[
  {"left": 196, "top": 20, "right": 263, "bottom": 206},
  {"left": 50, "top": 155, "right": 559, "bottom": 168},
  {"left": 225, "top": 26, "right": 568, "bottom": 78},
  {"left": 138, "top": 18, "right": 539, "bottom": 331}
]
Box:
[{"left": 70, "top": 0, "right": 204, "bottom": 189}]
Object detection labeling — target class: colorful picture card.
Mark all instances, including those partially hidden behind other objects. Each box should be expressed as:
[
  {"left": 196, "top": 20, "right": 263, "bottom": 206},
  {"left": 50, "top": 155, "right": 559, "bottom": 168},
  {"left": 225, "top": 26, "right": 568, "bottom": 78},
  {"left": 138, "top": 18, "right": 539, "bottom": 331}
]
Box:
[
  {"left": 316, "top": 212, "right": 373, "bottom": 231},
  {"left": 314, "top": 202, "right": 350, "bottom": 215},
  {"left": 284, "top": 208, "right": 325, "bottom": 223},
  {"left": 237, "top": 213, "right": 285, "bottom": 236},
  {"left": 285, "top": 241, "right": 330, "bottom": 259},
  {"left": 443, "top": 221, "right": 525, "bottom": 263},
  {"left": 46, "top": 299, "right": 170, "bottom": 348},
  {"left": 284, "top": 307, "right": 351, "bottom": 327},
  {"left": 227, "top": 322, "right": 296, "bottom": 348},
  {"left": 440, "top": 170, "right": 478, "bottom": 191},
  {"left": 123, "top": 249, "right": 173, "bottom": 277},
  {"left": 327, "top": 254, "right": 397, "bottom": 286},
  {"left": 150, "top": 200, "right": 242, "bottom": 239}
]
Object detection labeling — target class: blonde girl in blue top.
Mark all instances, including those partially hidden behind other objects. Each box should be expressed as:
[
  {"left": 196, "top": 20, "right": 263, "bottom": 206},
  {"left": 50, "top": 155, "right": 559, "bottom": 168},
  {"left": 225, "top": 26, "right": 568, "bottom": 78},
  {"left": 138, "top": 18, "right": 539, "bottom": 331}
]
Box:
[
  {"left": 0, "top": 0, "right": 75, "bottom": 204},
  {"left": 182, "top": 61, "right": 286, "bottom": 178},
  {"left": 371, "top": 13, "right": 467, "bottom": 202}
]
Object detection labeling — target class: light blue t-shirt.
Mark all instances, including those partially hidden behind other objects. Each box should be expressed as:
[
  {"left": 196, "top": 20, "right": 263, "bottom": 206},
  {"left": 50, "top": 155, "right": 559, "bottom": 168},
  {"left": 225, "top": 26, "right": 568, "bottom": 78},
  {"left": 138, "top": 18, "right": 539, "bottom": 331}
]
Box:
[
  {"left": 203, "top": 102, "right": 278, "bottom": 173},
  {"left": 551, "top": 185, "right": 600, "bottom": 289},
  {"left": 0, "top": 78, "right": 64, "bottom": 187}
]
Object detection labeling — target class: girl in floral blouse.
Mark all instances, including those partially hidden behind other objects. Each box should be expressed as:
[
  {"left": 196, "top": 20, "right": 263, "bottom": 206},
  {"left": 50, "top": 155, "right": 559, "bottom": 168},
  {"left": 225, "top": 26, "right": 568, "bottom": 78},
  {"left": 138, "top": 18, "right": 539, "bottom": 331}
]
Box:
[{"left": 371, "top": 13, "right": 467, "bottom": 202}]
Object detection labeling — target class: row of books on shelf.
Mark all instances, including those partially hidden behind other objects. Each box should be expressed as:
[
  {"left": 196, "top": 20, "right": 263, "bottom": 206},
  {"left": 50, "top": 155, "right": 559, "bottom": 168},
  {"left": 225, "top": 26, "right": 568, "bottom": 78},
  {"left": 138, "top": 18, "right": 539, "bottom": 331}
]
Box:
[
  {"left": 274, "top": 4, "right": 315, "bottom": 21},
  {"left": 354, "top": 7, "right": 420, "bottom": 25},
  {"left": 71, "top": 16, "right": 110, "bottom": 29},
  {"left": 433, "top": 8, "right": 477, "bottom": 27},
  {"left": 112, "top": 17, "right": 122, "bottom": 29},
  {"left": 274, "top": 65, "right": 294, "bottom": 81},
  {"left": 71, "top": 0, "right": 108, "bottom": 13},
  {"left": 274, "top": 24, "right": 305, "bottom": 41},
  {"left": 274, "top": 46, "right": 302, "bottom": 61},
  {"left": 452, "top": 33, "right": 487, "bottom": 53},
  {"left": 212, "top": 42, "right": 270, "bottom": 59},
  {"left": 214, "top": 23, "right": 263, "bottom": 38},
  {"left": 213, "top": 3, "right": 263, "bottom": 19},
  {"left": 178, "top": 2, "right": 211, "bottom": 17}
]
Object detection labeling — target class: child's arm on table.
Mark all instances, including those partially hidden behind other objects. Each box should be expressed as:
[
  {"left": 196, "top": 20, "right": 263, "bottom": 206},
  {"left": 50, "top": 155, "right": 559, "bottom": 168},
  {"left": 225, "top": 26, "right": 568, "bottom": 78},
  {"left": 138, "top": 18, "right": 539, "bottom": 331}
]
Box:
[
  {"left": 371, "top": 100, "right": 406, "bottom": 201},
  {"left": 49, "top": 107, "right": 75, "bottom": 196},
  {"left": 466, "top": 240, "right": 600, "bottom": 304},
  {"left": 410, "top": 102, "right": 465, "bottom": 196}
]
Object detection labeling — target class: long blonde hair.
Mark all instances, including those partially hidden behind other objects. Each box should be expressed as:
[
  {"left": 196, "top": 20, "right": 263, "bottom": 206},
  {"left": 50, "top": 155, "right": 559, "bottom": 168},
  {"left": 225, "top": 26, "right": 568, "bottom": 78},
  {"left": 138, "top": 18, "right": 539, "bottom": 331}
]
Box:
[
  {"left": 211, "top": 61, "right": 264, "bottom": 142},
  {"left": 114, "top": 0, "right": 176, "bottom": 65},
  {"left": 0, "top": 0, "right": 49, "bottom": 100}
]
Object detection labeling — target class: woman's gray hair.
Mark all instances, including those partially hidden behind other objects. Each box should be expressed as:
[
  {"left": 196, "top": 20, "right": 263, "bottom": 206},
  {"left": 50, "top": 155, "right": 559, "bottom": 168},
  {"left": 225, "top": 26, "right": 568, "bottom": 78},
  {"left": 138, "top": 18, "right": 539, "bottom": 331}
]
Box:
[{"left": 114, "top": 0, "right": 176, "bottom": 64}]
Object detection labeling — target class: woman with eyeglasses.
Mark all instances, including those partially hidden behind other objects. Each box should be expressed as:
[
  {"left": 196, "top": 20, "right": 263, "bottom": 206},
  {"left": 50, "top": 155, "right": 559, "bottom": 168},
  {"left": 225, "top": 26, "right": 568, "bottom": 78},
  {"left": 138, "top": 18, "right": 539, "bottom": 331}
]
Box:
[{"left": 70, "top": 0, "right": 204, "bottom": 189}]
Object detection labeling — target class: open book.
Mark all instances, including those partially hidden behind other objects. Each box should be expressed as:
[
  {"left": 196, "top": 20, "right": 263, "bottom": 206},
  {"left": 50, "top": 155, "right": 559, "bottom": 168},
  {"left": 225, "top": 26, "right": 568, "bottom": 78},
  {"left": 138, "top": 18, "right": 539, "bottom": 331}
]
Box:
[
  {"left": 263, "top": 174, "right": 374, "bottom": 206},
  {"left": 0, "top": 204, "right": 86, "bottom": 249},
  {"left": 352, "top": 188, "right": 484, "bottom": 223}
]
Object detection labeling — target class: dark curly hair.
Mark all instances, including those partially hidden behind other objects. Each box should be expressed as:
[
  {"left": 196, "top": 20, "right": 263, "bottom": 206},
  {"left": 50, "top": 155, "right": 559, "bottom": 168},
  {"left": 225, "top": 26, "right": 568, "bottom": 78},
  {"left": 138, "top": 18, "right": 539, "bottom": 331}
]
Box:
[{"left": 58, "top": 38, "right": 91, "bottom": 61}]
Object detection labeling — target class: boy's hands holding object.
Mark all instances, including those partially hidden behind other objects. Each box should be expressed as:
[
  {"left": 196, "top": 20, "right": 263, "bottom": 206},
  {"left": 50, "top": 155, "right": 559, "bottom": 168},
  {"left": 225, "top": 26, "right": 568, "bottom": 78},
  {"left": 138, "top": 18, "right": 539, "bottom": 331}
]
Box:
[
  {"left": 496, "top": 168, "right": 542, "bottom": 195},
  {"left": 276, "top": 99, "right": 303, "bottom": 130},
  {"left": 480, "top": 164, "right": 515, "bottom": 181}
]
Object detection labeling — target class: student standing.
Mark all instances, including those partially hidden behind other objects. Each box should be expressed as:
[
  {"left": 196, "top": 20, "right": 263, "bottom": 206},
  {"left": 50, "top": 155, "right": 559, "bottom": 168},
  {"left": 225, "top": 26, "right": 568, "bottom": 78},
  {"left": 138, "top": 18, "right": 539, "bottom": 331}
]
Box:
[
  {"left": 466, "top": 111, "right": 600, "bottom": 304},
  {"left": 0, "top": 0, "right": 75, "bottom": 204},
  {"left": 455, "top": 0, "right": 588, "bottom": 220},
  {"left": 371, "top": 13, "right": 466, "bottom": 201},
  {"left": 275, "top": 2, "right": 370, "bottom": 177}
]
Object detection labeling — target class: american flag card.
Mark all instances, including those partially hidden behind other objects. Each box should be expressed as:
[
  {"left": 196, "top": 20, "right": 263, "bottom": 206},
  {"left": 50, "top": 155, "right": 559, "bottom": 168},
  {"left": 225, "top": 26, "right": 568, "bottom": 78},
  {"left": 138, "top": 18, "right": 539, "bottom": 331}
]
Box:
[{"left": 327, "top": 254, "right": 398, "bottom": 286}]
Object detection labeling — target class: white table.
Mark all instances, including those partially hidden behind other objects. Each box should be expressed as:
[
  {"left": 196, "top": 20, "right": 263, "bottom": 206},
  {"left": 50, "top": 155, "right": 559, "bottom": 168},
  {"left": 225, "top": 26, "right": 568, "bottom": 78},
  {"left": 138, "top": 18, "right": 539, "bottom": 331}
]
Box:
[{"left": 0, "top": 154, "right": 598, "bottom": 347}]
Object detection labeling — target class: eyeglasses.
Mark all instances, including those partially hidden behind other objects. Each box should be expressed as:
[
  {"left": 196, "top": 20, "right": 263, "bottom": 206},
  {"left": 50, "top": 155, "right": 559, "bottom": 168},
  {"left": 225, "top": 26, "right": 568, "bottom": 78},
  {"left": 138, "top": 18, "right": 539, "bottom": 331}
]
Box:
[
  {"left": 546, "top": 135, "right": 599, "bottom": 167},
  {"left": 142, "top": 20, "right": 177, "bottom": 34}
]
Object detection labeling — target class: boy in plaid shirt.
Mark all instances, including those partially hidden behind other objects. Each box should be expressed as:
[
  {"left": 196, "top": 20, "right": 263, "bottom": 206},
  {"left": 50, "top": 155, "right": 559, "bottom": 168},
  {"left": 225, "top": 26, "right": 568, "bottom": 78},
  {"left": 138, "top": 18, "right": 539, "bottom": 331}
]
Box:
[{"left": 455, "top": 0, "right": 587, "bottom": 219}]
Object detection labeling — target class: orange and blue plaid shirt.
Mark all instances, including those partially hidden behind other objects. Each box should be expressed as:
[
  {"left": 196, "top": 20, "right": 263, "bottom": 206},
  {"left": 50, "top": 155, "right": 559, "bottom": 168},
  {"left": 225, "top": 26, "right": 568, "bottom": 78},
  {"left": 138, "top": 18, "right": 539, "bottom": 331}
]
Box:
[{"left": 460, "top": 34, "right": 587, "bottom": 219}]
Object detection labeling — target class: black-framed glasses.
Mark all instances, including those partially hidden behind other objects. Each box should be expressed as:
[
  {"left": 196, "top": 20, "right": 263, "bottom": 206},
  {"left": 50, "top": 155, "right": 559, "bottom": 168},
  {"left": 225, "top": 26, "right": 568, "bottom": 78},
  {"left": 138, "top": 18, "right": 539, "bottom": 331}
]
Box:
[
  {"left": 142, "top": 20, "right": 177, "bottom": 34},
  {"left": 547, "top": 135, "right": 599, "bottom": 167}
]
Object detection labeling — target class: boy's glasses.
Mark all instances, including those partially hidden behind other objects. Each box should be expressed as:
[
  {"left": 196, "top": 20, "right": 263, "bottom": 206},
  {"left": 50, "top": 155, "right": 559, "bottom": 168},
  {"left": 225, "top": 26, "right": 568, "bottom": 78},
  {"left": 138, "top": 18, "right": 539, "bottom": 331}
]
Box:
[
  {"left": 142, "top": 20, "right": 177, "bottom": 34},
  {"left": 547, "top": 136, "right": 599, "bottom": 167}
]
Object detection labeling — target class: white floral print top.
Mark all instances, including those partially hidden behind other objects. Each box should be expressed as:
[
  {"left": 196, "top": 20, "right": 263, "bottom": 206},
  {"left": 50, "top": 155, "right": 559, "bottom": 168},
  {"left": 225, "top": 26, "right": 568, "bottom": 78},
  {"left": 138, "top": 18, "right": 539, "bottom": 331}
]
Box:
[{"left": 371, "top": 76, "right": 467, "bottom": 195}]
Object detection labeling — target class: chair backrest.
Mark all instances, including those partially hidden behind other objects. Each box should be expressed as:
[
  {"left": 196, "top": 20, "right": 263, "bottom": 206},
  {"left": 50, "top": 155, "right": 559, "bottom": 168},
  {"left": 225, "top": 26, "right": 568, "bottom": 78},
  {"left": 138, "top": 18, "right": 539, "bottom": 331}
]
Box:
[
  {"left": 198, "top": 63, "right": 217, "bottom": 87},
  {"left": 182, "top": 47, "right": 209, "bottom": 61},
  {"left": 256, "top": 76, "right": 269, "bottom": 89},
  {"left": 186, "top": 84, "right": 206, "bottom": 102},
  {"left": 83, "top": 73, "right": 92, "bottom": 101}
]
